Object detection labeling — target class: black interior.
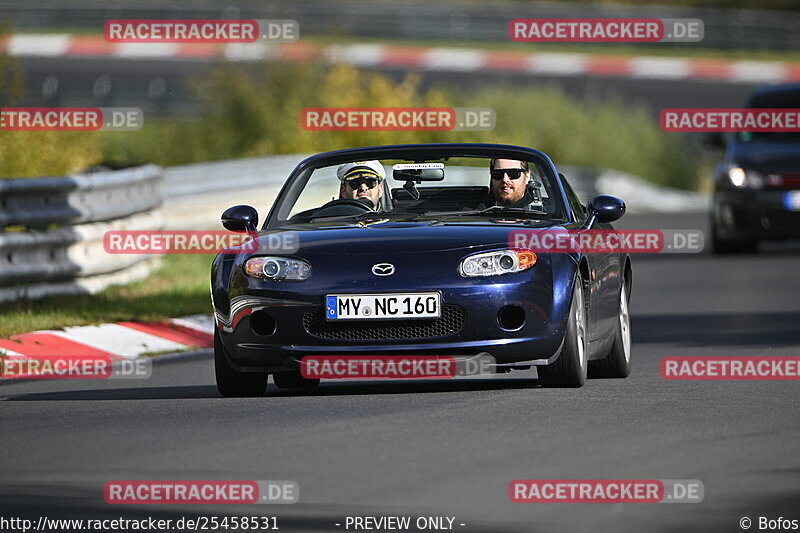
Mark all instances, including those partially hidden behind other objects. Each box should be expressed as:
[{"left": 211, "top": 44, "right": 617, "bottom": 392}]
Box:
[{"left": 391, "top": 186, "right": 489, "bottom": 212}]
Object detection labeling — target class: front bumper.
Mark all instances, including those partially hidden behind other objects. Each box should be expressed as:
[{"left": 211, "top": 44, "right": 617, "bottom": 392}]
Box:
[
  {"left": 216, "top": 282, "right": 570, "bottom": 373},
  {"left": 714, "top": 189, "right": 800, "bottom": 241}
]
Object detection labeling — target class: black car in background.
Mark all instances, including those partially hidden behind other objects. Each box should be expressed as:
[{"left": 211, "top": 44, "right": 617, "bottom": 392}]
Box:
[{"left": 710, "top": 83, "right": 800, "bottom": 253}]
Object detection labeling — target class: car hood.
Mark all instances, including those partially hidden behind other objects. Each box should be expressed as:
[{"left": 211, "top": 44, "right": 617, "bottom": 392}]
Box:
[
  {"left": 729, "top": 141, "right": 800, "bottom": 173},
  {"left": 264, "top": 218, "right": 562, "bottom": 255}
]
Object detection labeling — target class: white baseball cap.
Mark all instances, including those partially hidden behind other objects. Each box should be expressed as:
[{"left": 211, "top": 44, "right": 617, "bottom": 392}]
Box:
[{"left": 336, "top": 160, "right": 386, "bottom": 182}]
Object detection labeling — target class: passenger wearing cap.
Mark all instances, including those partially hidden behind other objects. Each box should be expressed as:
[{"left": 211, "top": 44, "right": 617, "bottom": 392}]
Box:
[{"left": 337, "top": 160, "right": 385, "bottom": 209}]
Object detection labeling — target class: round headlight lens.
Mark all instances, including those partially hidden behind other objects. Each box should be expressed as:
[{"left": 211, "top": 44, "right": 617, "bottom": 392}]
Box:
[
  {"left": 499, "top": 254, "right": 515, "bottom": 270},
  {"left": 263, "top": 260, "right": 280, "bottom": 278}
]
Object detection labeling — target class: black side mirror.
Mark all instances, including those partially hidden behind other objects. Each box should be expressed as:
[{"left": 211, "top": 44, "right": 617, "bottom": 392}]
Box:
[
  {"left": 221, "top": 205, "right": 258, "bottom": 232},
  {"left": 585, "top": 195, "right": 626, "bottom": 227}
]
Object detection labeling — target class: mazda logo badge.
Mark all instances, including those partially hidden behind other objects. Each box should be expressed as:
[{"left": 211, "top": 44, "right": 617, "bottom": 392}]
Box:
[{"left": 372, "top": 263, "right": 395, "bottom": 276}]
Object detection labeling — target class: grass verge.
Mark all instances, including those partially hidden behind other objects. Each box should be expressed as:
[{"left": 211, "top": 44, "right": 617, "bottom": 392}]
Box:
[
  {"left": 0, "top": 254, "right": 212, "bottom": 339},
  {"left": 101, "top": 62, "right": 699, "bottom": 190}
]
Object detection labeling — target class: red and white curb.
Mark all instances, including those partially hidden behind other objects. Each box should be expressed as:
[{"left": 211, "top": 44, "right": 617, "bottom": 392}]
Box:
[
  {"left": 0, "top": 314, "right": 214, "bottom": 379},
  {"left": 3, "top": 34, "right": 800, "bottom": 84}
]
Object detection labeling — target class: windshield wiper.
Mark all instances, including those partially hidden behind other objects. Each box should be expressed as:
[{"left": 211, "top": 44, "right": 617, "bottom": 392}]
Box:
[
  {"left": 423, "top": 205, "right": 549, "bottom": 217},
  {"left": 356, "top": 211, "right": 414, "bottom": 219}
]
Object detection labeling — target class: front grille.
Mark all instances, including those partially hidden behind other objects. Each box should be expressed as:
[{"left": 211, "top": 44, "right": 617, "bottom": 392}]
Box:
[{"left": 302, "top": 305, "right": 466, "bottom": 341}]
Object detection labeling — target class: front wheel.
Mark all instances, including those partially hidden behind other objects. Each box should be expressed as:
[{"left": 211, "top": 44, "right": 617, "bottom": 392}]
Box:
[
  {"left": 589, "top": 283, "right": 631, "bottom": 378},
  {"left": 538, "top": 280, "right": 587, "bottom": 387},
  {"left": 214, "top": 328, "right": 268, "bottom": 397}
]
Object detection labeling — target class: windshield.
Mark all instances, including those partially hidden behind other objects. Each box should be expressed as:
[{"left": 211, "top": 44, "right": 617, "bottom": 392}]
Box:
[
  {"left": 271, "top": 156, "right": 567, "bottom": 225},
  {"left": 738, "top": 93, "right": 800, "bottom": 143}
]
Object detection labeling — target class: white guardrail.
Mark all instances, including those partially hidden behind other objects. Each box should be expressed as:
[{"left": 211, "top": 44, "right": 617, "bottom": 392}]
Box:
[{"left": 0, "top": 165, "right": 163, "bottom": 303}]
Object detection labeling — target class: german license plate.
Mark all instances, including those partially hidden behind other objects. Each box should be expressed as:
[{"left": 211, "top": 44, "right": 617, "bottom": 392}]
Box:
[{"left": 325, "top": 293, "right": 441, "bottom": 320}]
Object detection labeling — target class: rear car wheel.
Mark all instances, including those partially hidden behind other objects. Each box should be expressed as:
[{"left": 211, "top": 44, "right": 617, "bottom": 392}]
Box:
[
  {"left": 214, "top": 327, "right": 268, "bottom": 397},
  {"left": 538, "top": 280, "right": 587, "bottom": 387},
  {"left": 273, "top": 370, "right": 320, "bottom": 389},
  {"left": 589, "top": 283, "right": 631, "bottom": 378}
]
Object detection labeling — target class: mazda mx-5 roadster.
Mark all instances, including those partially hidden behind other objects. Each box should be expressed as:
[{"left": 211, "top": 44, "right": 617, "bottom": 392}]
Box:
[{"left": 211, "top": 143, "right": 632, "bottom": 395}]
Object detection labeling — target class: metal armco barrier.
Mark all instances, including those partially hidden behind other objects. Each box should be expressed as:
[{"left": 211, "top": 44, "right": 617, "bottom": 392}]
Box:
[
  {"left": 0, "top": 165, "right": 163, "bottom": 303},
  {"left": 0, "top": 164, "right": 161, "bottom": 229}
]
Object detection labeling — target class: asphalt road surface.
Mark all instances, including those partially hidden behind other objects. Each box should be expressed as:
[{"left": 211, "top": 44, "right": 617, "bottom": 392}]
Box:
[{"left": 2, "top": 212, "right": 799, "bottom": 533}]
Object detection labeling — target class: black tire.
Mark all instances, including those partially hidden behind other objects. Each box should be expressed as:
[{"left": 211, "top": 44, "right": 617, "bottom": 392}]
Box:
[
  {"left": 214, "top": 328, "right": 267, "bottom": 397},
  {"left": 589, "top": 283, "right": 631, "bottom": 379},
  {"left": 538, "top": 279, "right": 587, "bottom": 387},
  {"left": 272, "top": 370, "right": 320, "bottom": 389}
]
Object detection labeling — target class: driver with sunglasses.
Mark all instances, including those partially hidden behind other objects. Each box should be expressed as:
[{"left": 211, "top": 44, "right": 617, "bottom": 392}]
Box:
[
  {"left": 481, "top": 159, "right": 537, "bottom": 209},
  {"left": 337, "top": 160, "right": 386, "bottom": 210}
]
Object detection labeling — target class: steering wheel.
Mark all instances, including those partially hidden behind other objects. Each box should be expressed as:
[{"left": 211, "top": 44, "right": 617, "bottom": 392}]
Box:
[{"left": 312, "top": 198, "right": 375, "bottom": 218}]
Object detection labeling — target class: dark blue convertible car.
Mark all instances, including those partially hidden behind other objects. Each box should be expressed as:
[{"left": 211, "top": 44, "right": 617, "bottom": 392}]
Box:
[{"left": 212, "top": 144, "right": 632, "bottom": 395}]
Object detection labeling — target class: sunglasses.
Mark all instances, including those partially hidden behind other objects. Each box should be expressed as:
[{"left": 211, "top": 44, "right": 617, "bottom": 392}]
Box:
[
  {"left": 346, "top": 176, "right": 381, "bottom": 190},
  {"left": 490, "top": 168, "right": 526, "bottom": 180}
]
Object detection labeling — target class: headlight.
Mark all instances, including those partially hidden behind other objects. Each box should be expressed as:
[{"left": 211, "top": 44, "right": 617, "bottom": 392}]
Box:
[
  {"left": 244, "top": 257, "right": 311, "bottom": 281},
  {"left": 459, "top": 250, "right": 537, "bottom": 278},
  {"left": 727, "top": 166, "right": 763, "bottom": 189}
]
